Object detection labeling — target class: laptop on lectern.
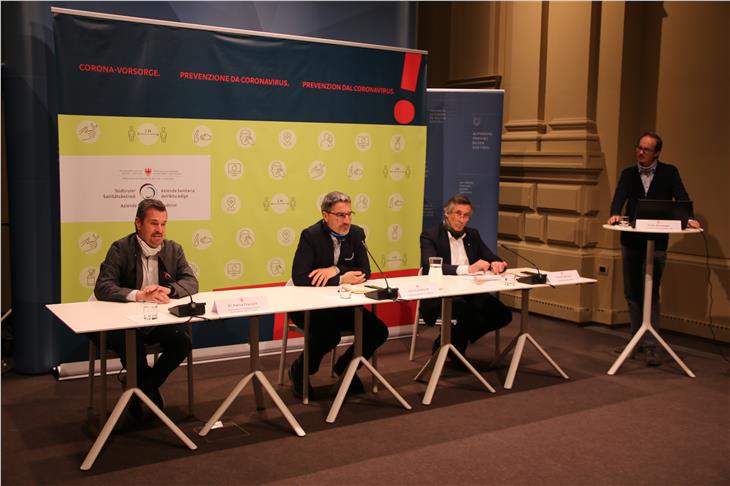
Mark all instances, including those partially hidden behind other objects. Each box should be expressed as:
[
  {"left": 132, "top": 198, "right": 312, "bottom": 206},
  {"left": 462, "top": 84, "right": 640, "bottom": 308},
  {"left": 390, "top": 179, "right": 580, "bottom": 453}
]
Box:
[{"left": 634, "top": 199, "right": 693, "bottom": 229}]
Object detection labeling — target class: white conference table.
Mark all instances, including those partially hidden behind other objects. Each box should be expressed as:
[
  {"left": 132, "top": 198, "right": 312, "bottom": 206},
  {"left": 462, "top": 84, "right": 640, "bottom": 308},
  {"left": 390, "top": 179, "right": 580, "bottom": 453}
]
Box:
[
  {"left": 47, "top": 270, "right": 594, "bottom": 469},
  {"left": 47, "top": 283, "right": 414, "bottom": 470},
  {"left": 48, "top": 298, "right": 203, "bottom": 470},
  {"left": 370, "top": 270, "right": 596, "bottom": 404},
  {"left": 603, "top": 224, "right": 702, "bottom": 377}
]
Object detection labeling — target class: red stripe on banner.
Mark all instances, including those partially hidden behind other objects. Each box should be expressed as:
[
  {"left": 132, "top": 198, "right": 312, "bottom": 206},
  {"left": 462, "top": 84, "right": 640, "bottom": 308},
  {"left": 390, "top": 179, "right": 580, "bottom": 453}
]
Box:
[
  {"left": 400, "top": 52, "right": 422, "bottom": 92},
  {"left": 273, "top": 312, "right": 286, "bottom": 340}
]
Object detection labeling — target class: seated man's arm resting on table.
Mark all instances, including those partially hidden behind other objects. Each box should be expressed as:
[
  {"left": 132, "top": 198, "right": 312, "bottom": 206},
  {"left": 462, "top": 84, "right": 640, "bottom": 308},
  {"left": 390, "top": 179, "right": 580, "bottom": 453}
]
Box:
[
  {"left": 292, "top": 227, "right": 367, "bottom": 287},
  {"left": 471, "top": 229, "right": 508, "bottom": 274},
  {"left": 419, "top": 228, "right": 507, "bottom": 276}
]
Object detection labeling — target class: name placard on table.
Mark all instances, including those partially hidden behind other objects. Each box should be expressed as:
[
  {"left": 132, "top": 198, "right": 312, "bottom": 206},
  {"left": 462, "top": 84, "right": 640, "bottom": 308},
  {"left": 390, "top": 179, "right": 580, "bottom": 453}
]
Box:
[
  {"left": 546, "top": 270, "right": 582, "bottom": 284},
  {"left": 635, "top": 219, "right": 682, "bottom": 231},
  {"left": 213, "top": 296, "right": 269, "bottom": 316},
  {"left": 398, "top": 284, "right": 440, "bottom": 300}
]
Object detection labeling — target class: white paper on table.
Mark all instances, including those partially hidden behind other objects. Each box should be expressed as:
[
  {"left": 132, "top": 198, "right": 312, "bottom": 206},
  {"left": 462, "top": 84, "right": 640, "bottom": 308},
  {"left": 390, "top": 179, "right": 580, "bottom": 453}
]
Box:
[
  {"left": 459, "top": 271, "right": 502, "bottom": 282},
  {"left": 341, "top": 284, "right": 371, "bottom": 295}
]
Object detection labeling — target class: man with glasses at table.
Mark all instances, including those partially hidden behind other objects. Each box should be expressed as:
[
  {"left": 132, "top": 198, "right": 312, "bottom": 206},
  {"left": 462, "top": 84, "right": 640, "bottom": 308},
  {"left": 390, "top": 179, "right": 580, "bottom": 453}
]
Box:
[
  {"left": 608, "top": 131, "right": 700, "bottom": 366},
  {"left": 288, "top": 191, "right": 389, "bottom": 398},
  {"left": 419, "top": 194, "right": 513, "bottom": 367}
]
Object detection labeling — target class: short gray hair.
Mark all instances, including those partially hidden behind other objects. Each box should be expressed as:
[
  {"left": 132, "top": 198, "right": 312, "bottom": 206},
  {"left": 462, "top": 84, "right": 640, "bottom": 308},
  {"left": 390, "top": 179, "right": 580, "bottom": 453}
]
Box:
[
  {"left": 321, "top": 191, "right": 351, "bottom": 212},
  {"left": 444, "top": 194, "right": 473, "bottom": 214}
]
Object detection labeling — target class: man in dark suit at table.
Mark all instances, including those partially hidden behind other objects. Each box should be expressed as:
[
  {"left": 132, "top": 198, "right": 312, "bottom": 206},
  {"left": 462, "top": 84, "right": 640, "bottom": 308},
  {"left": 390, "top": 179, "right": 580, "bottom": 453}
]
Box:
[
  {"left": 94, "top": 198, "right": 196, "bottom": 418},
  {"left": 608, "top": 131, "right": 700, "bottom": 366},
  {"left": 289, "top": 191, "right": 389, "bottom": 398},
  {"left": 420, "top": 194, "right": 513, "bottom": 364}
]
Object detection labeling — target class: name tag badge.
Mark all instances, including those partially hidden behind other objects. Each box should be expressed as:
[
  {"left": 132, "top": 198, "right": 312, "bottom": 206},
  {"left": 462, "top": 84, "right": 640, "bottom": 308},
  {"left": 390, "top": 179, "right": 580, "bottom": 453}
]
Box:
[
  {"left": 546, "top": 270, "right": 581, "bottom": 285},
  {"left": 399, "top": 284, "right": 439, "bottom": 300},
  {"left": 214, "top": 296, "right": 269, "bottom": 316}
]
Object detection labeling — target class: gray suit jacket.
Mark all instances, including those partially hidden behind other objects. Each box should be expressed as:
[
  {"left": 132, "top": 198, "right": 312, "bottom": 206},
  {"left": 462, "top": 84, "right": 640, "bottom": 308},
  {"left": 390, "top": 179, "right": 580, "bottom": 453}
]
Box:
[{"left": 94, "top": 233, "right": 198, "bottom": 302}]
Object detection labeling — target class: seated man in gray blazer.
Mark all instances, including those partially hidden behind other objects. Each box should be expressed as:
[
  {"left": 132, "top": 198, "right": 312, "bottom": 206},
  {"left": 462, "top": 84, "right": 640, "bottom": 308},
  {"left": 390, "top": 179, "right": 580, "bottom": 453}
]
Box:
[{"left": 94, "top": 198, "right": 196, "bottom": 419}]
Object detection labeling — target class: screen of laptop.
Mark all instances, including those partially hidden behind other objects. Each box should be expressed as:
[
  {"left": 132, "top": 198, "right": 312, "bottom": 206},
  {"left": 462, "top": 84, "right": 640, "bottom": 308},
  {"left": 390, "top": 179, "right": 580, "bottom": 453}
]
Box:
[{"left": 634, "top": 199, "right": 693, "bottom": 229}]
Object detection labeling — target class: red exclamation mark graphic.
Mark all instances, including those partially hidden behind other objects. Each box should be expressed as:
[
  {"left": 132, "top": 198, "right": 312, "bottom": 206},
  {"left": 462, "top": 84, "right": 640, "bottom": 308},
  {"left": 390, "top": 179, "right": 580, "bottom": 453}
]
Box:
[{"left": 394, "top": 52, "right": 422, "bottom": 125}]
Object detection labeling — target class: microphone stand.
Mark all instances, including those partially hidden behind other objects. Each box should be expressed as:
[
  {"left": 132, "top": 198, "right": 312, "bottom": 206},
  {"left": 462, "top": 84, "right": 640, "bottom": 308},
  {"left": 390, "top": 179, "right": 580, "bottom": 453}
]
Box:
[
  {"left": 163, "top": 272, "right": 206, "bottom": 317},
  {"left": 499, "top": 244, "right": 548, "bottom": 285},
  {"left": 361, "top": 241, "right": 399, "bottom": 300}
]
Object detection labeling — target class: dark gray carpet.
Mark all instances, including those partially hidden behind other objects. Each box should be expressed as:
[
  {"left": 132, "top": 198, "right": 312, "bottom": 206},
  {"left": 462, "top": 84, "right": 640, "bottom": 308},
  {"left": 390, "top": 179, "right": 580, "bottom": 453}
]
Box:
[{"left": 3, "top": 313, "right": 729, "bottom": 485}]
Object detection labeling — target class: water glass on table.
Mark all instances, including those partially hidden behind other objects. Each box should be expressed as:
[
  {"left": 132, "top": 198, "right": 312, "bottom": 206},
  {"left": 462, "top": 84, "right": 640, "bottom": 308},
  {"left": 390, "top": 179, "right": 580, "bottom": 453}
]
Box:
[
  {"left": 428, "top": 256, "right": 443, "bottom": 282},
  {"left": 338, "top": 285, "right": 352, "bottom": 299}
]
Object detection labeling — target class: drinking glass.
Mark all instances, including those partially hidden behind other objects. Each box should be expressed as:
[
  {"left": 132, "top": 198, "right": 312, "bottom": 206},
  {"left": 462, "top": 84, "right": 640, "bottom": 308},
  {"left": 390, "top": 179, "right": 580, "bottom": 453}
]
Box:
[
  {"left": 338, "top": 285, "right": 352, "bottom": 299},
  {"left": 428, "top": 256, "right": 443, "bottom": 282}
]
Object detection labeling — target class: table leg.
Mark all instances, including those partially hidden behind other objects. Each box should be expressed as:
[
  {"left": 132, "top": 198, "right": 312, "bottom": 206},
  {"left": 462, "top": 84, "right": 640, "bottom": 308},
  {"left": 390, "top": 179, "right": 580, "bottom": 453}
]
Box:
[
  {"left": 493, "top": 289, "right": 569, "bottom": 389},
  {"left": 303, "top": 311, "right": 310, "bottom": 405},
  {"left": 248, "top": 317, "right": 265, "bottom": 410},
  {"left": 326, "top": 307, "right": 411, "bottom": 423},
  {"left": 608, "top": 239, "right": 695, "bottom": 377},
  {"left": 199, "top": 318, "right": 306, "bottom": 437},
  {"left": 80, "top": 329, "right": 197, "bottom": 471},
  {"left": 420, "top": 297, "right": 496, "bottom": 406},
  {"left": 99, "top": 331, "right": 108, "bottom": 430}
]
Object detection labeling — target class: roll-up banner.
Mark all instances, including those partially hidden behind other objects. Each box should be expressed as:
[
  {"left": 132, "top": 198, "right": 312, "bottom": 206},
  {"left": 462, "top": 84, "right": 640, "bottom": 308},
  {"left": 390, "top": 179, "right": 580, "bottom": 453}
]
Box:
[
  {"left": 423, "top": 89, "right": 504, "bottom": 249},
  {"left": 52, "top": 8, "right": 427, "bottom": 361}
]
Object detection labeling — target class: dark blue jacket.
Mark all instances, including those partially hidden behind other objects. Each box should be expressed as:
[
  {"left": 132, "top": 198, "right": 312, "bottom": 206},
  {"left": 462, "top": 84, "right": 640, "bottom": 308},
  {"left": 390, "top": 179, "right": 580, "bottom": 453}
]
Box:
[
  {"left": 291, "top": 221, "right": 371, "bottom": 287},
  {"left": 610, "top": 161, "right": 691, "bottom": 250}
]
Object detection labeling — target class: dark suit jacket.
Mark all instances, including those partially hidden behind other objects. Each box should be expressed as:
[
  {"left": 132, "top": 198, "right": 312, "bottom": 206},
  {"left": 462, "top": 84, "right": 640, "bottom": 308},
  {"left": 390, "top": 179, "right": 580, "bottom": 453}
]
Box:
[
  {"left": 94, "top": 233, "right": 198, "bottom": 302},
  {"left": 291, "top": 221, "right": 371, "bottom": 287},
  {"left": 609, "top": 161, "right": 691, "bottom": 250},
  {"left": 419, "top": 224, "right": 503, "bottom": 325}
]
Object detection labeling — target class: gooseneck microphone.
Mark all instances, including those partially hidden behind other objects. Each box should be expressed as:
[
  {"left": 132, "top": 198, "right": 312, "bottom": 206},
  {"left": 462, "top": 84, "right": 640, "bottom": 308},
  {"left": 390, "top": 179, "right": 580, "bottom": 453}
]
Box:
[
  {"left": 361, "top": 240, "right": 399, "bottom": 301},
  {"left": 163, "top": 272, "right": 206, "bottom": 317},
  {"left": 499, "top": 244, "right": 548, "bottom": 285}
]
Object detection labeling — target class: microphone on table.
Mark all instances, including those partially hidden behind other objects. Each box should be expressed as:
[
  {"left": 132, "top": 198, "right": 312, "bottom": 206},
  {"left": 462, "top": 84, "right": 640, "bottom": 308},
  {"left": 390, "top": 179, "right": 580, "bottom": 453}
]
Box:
[
  {"left": 162, "top": 271, "right": 206, "bottom": 317},
  {"left": 361, "top": 240, "right": 399, "bottom": 301},
  {"left": 498, "top": 244, "right": 548, "bottom": 285}
]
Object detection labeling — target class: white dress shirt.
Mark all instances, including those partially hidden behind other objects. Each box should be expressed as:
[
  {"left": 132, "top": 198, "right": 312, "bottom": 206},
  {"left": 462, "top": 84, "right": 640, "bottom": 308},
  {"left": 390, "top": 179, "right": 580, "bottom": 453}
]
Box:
[{"left": 447, "top": 231, "right": 470, "bottom": 275}]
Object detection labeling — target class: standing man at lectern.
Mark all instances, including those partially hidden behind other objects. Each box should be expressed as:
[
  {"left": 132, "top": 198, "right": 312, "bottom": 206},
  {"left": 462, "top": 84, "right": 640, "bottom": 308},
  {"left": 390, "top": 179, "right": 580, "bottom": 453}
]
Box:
[
  {"left": 94, "top": 198, "right": 196, "bottom": 419},
  {"left": 608, "top": 132, "right": 700, "bottom": 366},
  {"left": 289, "top": 191, "right": 389, "bottom": 398},
  {"left": 420, "top": 194, "right": 513, "bottom": 363}
]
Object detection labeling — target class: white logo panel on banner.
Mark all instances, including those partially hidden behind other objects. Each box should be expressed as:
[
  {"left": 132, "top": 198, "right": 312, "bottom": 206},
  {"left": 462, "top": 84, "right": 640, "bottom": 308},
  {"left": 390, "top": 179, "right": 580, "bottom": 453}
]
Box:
[{"left": 60, "top": 155, "right": 211, "bottom": 222}]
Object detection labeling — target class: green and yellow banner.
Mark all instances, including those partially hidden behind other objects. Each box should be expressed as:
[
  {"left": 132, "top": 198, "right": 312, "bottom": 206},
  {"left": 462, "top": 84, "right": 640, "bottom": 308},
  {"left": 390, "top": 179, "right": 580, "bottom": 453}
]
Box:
[{"left": 53, "top": 10, "right": 427, "bottom": 342}]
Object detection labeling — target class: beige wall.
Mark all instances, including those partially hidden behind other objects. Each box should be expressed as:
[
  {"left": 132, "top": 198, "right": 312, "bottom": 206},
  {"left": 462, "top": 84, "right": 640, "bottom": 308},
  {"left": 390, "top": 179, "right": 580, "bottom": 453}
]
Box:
[{"left": 418, "top": 1, "right": 730, "bottom": 341}]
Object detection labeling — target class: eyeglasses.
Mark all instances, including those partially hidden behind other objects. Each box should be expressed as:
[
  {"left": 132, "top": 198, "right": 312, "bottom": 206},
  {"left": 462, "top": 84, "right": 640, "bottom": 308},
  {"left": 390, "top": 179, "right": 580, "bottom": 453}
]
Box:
[
  {"left": 451, "top": 210, "right": 472, "bottom": 219},
  {"left": 326, "top": 211, "right": 355, "bottom": 219},
  {"left": 636, "top": 146, "right": 655, "bottom": 154}
]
